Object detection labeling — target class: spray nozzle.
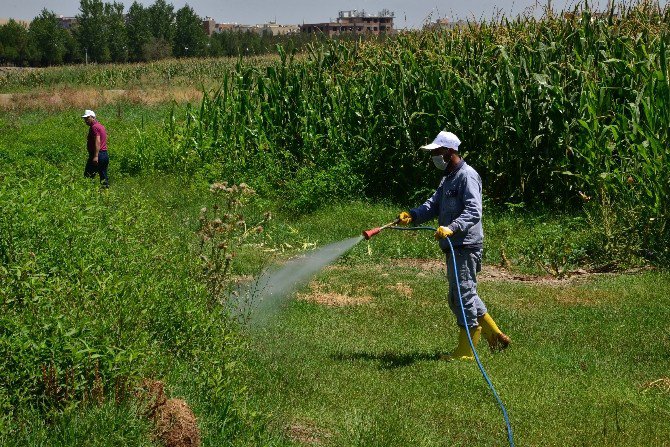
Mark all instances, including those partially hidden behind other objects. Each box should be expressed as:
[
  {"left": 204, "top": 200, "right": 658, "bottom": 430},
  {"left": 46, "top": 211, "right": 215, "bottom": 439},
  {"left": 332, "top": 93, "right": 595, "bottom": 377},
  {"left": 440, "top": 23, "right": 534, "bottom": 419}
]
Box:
[
  {"left": 362, "top": 219, "right": 400, "bottom": 240},
  {"left": 362, "top": 227, "right": 382, "bottom": 240}
]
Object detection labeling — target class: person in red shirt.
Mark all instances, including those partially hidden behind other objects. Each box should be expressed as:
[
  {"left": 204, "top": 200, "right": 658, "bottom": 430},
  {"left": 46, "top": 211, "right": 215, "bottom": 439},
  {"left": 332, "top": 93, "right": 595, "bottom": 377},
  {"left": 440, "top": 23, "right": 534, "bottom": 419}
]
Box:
[{"left": 82, "top": 109, "right": 109, "bottom": 187}]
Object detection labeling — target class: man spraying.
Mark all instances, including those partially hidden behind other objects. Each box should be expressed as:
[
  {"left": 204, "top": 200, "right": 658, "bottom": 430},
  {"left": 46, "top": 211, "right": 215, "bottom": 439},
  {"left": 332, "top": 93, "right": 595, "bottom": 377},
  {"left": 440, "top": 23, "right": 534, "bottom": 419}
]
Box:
[
  {"left": 82, "top": 109, "right": 109, "bottom": 187},
  {"left": 399, "top": 131, "right": 510, "bottom": 360}
]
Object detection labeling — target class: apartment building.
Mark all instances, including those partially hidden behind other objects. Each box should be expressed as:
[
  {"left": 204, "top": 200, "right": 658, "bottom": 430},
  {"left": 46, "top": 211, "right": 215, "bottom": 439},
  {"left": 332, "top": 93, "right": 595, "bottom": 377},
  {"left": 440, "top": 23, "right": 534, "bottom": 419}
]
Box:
[{"left": 300, "top": 9, "right": 394, "bottom": 36}]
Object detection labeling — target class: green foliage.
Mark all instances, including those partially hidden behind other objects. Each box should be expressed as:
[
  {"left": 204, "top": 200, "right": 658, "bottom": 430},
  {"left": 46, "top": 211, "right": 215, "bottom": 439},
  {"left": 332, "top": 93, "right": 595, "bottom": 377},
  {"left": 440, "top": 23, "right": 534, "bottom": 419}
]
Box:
[
  {"left": 28, "top": 10, "right": 70, "bottom": 66},
  {"left": 142, "top": 38, "right": 173, "bottom": 62},
  {"left": 0, "top": 159, "right": 266, "bottom": 441},
  {"left": 125, "top": 2, "right": 153, "bottom": 62},
  {"left": 0, "top": 57, "right": 276, "bottom": 93},
  {"left": 0, "top": 0, "right": 382, "bottom": 67},
  {"left": 1, "top": 96, "right": 667, "bottom": 444},
  {"left": 0, "top": 20, "right": 30, "bottom": 66},
  {"left": 1, "top": 403, "right": 155, "bottom": 446},
  {"left": 73, "top": 0, "right": 128, "bottom": 63},
  {"left": 173, "top": 5, "right": 208, "bottom": 58},
  {"left": 62, "top": 31, "right": 82, "bottom": 64},
  {"left": 282, "top": 162, "right": 366, "bottom": 213},
  {"left": 160, "top": 4, "right": 670, "bottom": 266},
  {"left": 147, "top": 0, "right": 176, "bottom": 44},
  {"left": 515, "top": 217, "right": 594, "bottom": 276},
  {"left": 76, "top": 0, "right": 111, "bottom": 63},
  {"left": 105, "top": 2, "right": 129, "bottom": 63}
]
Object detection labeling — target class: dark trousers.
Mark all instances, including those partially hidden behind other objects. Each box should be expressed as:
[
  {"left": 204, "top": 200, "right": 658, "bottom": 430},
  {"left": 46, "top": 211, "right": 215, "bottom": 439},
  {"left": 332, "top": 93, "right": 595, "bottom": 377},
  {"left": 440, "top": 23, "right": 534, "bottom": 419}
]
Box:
[{"left": 84, "top": 151, "right": 109, "bottom": 187}]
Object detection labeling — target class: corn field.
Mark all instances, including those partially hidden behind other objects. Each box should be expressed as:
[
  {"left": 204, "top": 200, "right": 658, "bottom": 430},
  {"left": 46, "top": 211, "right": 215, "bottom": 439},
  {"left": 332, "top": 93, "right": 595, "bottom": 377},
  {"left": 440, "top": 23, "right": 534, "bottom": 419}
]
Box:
[{"left": 161, "top": 3, "right": 670, "bottom": 262}]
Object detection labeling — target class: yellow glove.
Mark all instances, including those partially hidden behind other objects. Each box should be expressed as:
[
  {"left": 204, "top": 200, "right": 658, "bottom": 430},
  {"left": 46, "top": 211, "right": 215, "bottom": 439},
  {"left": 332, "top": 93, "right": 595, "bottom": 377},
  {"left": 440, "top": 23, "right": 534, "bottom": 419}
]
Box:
[
  {"left": 434, "top": 226, "right": 454, "bottom": 240},
  {"left": 398, "top": 211, "right": 412, "bottom": 225}
]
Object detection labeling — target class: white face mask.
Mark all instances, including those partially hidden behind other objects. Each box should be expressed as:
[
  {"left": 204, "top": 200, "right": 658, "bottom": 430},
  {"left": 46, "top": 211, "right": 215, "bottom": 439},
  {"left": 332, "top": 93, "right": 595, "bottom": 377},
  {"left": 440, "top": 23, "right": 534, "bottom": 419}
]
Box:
[{"left": 432, "top": 155, "right": 448, "bottom": 170}]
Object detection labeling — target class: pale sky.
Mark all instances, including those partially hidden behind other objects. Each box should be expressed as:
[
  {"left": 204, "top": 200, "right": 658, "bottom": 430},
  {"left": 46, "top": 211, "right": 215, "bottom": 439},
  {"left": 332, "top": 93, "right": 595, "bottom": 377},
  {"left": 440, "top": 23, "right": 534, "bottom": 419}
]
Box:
[{"left": 1, "top": 0, "right": 664, "bottom": 28}]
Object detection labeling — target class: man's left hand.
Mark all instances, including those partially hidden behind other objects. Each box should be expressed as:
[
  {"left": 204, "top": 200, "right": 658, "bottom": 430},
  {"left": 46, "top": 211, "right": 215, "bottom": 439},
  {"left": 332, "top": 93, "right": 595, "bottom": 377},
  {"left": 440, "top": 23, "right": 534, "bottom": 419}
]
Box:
[
  {"left": 92, "top": 156, "right": 98, "bottom": 164},
  {"left": 434, "top": 226, "right": 454, "bottom": 240}
]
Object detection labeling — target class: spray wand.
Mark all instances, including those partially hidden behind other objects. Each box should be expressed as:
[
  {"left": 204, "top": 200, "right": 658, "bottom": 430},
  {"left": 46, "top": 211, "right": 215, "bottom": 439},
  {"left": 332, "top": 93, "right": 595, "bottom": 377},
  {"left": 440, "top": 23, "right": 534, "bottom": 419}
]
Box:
[
  {"left": 362, "top": 221, "right": 439, "bottom": 240},
  {"left": 361, "top": 220, "right": 515, "bottom": 447},
  {"left": 361, "top": 219, "right": 400, "bottom": 240}
]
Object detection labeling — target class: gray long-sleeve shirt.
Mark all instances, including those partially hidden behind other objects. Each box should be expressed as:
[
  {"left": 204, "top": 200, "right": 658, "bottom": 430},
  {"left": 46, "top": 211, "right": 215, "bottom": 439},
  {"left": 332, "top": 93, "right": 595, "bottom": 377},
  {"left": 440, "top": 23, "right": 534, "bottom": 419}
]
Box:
[{"left": 409, "top": 160, "right": 484, "bottom": 251}]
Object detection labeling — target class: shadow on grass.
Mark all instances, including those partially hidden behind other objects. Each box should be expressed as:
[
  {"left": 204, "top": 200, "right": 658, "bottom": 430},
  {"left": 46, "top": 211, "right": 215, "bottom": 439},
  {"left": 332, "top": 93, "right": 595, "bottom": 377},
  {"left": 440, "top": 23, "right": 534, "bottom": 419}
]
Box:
[{"left": 331, "top": 350, "right": 444, "bottom": 369}]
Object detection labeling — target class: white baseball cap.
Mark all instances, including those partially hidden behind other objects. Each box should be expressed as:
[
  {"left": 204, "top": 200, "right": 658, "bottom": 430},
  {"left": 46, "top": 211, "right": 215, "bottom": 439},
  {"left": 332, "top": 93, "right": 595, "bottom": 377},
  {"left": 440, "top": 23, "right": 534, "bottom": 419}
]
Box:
[
  {"left": 81, "top": 109, "right": 96, "bottom": 118},
  {"left": 420, "top": 131, "right": 461, "bottom": 151}
]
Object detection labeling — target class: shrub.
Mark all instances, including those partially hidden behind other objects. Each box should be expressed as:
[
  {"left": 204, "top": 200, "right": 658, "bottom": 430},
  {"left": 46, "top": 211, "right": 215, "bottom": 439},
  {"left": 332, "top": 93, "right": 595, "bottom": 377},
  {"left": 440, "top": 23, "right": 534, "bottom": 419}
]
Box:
[{"left": 0, "top": 166, "right": 252, "bottom": 433}]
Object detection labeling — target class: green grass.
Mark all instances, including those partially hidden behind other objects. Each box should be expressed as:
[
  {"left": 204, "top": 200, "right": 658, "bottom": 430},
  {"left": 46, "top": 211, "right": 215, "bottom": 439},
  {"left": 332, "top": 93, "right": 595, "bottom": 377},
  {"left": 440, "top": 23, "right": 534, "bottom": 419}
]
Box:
[
  {"left": 0, "top": 103, "right": 171, "bottom": 169},
  {"left": 0, "top": 108, "right": 277, "bottom": 445},
  {"left": 2, "top": 403, "right": 156, "bottom": 447},
  {"left": 2, "top": 103, "right": 668, "bottom": 446},
  {"left": 243, "top": 261, "right": 670, "bottom": 446}
]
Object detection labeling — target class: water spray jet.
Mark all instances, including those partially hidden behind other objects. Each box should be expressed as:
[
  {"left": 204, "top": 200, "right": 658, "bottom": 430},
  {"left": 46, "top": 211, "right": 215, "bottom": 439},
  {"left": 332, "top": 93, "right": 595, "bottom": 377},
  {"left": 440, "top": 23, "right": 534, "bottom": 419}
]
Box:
[{"left": 238, "top": 236, "right": 364, "bottom": 326}]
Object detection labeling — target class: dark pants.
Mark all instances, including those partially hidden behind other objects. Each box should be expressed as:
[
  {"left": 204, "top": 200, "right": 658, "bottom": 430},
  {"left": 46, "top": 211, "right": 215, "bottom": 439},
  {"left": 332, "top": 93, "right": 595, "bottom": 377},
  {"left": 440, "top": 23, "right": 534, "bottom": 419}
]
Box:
[{"left": 84, "top": 151, "right": 109, "bottom": 187}]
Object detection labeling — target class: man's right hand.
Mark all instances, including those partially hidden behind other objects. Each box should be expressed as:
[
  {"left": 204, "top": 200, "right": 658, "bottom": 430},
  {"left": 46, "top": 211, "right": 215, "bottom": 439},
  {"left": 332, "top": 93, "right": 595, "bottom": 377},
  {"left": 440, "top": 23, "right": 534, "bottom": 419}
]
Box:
[{"left": 398, "top": 211, "right": 412, "bottom": 225}]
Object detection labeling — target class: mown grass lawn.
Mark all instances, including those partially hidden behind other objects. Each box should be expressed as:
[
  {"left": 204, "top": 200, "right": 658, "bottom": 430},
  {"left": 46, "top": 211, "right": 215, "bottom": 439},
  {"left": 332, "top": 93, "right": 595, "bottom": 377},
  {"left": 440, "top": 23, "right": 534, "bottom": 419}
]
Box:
[{"left": 243, "top": 250, "right": 670, "bottom": 446}]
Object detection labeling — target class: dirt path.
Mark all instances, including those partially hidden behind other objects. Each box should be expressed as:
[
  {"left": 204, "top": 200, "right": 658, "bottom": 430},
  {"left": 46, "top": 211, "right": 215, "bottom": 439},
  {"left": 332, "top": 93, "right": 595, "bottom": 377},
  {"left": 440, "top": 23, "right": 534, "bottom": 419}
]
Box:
[{"left": 382, "top": 258, "right": 651, "bottom": 285}]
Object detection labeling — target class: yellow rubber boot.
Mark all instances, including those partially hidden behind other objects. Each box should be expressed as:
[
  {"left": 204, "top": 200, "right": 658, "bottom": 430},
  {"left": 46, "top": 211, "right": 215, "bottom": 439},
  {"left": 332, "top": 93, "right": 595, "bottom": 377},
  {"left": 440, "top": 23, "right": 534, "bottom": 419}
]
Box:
[
  {"left": 442, "top": 326, "right": 481, "bottom": 361},
  {"left": 478, "top": 313, "right": 511, "bottom": 352}
]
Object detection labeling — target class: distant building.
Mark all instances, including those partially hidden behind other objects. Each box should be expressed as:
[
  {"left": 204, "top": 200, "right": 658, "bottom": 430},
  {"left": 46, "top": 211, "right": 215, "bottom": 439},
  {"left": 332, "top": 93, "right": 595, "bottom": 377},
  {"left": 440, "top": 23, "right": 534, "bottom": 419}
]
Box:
[
  {"left": 0, "top": 18, "right": 30, "bottom": 28},
  {"left": 202, "top": 16, "right": 216, "bottom": 36},
  {"left": 58, "top": 16, "right": 77, "bottom": 29},
  {"left": 213, "top": 21, "right": 299, "bottom": 36},
  {"left": 238, "top": 24, "right": 263, "bottom": 34},
  {"left": 261, "top": 21, "right": 299, "bottom": 36},
  {"left": 301, "top": 9, "right": 394, "bottom": 36},
  {"left": 215, "top": 23, "right": 236, "bottom": 33}
]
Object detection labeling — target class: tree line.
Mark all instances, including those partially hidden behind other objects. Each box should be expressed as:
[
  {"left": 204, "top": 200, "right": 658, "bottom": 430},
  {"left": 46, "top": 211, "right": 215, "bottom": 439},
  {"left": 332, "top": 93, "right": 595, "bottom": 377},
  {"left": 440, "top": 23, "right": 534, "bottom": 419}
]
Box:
[{"left": 0, "top": 0, "right": 324, "bottom": 66}]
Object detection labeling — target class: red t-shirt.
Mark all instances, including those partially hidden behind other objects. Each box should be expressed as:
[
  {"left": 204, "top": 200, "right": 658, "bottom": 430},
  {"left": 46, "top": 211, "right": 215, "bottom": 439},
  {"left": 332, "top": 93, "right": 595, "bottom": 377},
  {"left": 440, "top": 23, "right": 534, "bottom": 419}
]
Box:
[{"left": 87, "top": 121, "right": 107, "bottom": 153}]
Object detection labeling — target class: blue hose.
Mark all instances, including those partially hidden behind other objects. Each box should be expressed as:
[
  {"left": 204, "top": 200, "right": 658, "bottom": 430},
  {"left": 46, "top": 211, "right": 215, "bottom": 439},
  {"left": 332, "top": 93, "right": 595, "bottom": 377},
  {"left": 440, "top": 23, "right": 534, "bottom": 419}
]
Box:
[{"left": 388, "top": 226, "right": 515, "bottom": 447}]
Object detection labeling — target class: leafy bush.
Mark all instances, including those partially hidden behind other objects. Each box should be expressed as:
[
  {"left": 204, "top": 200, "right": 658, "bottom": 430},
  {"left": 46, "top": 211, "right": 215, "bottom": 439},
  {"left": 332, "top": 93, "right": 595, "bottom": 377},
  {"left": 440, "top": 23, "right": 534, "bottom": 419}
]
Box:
[
  {"left": 481, "top": 207, "right": 637, "bottom": 275},
  {"left": 0, "top": 163, "right": 262, "bottom": 440},
  {"left": 282, "top": 162, "right": 365, "bottom": 213}
]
